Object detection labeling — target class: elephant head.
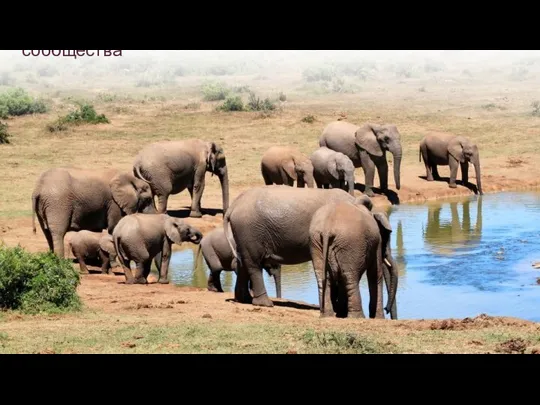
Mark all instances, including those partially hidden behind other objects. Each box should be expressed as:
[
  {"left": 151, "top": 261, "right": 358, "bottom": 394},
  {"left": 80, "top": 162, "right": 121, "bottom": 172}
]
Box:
[
  {"left": 328, "top": 152, "right": 355, "bottom": 195},
  {"left": 110, "top": 172, "right": 157, "bottom": 215},
  {"left": 448, "top": 136, "right": 482, "bottom": 194},
  {"left": 355, "top": 124, "right": 402, "bottom": 190},
  {"left": 373, "top": 211, "right": 398, "bottom": 320},
  {"left": 165, "top": 216, "right": 203, "bottom": 245},
  {"left": 292, "top": 158, "right": 315, "bottom": 188},
  {"left": 206, "top": 142, "right": 230, "bottom": 214}
]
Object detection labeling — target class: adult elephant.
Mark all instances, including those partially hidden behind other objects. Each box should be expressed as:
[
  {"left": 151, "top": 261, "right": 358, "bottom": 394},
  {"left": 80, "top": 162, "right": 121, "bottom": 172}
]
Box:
[
  {"left": 260, "top": 145, "right": 315, "bottom": 188},
  {"left": 32, "top": 167, "right": 156, "bottom": 258},
  {"left": 133, "top": 139, "right": 229, "bottom": 218},
  {"left": 223, "top": 185, "right": 396, "bottom": 319},
  {"left": 319, "top": 121, "right": 403, "bottom": 197},
  {"left": 309, "top": 146, "right": 355, "bottom": 195},
  {"left": 419, "top": 133, "right": 483, "bottom": 195}
]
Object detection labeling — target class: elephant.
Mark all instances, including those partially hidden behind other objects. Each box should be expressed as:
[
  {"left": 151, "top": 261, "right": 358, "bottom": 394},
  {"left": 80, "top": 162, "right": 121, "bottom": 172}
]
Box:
[
  {"left": 260, "top": 145, "right": 315, "bottom": 188},
  {"left": 309, "top": 146, "right": 356, "bottom": 195},
  {"left": 223, "top": 185, "right": 393, "bottom": 316},
  {"left": 195, "top": 227, "right": 282, "bottom": 297},
  {"left": 113, "top": 213, "right": 203, "bottom": 284},
  {"left": 309, "top": 201, "right": 398, "bottom": 319},
  {"left": 319, "top": 121, "right": 403, "bottom": 197},
  {"left": 32, "top": 167, "right": 157, "bottom": 258},
  {"left": 133, "top": 139, "right": 229, "bottom": 218},
  {"left": 68, "top": 230, "right": 117, "bottom": 274},
  {"left": 419, "top": 133, "right": 483, "bottom": 195}
]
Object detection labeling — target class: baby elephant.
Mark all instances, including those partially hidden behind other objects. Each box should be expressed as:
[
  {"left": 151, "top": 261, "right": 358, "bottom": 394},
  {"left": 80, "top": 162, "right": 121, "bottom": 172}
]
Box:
[
  {"left": 309, "top": 201, "right": 398, "bottom": 320},
  {"left": 113, "top": 213, "right": 203, "bottom": 284},
  {"left": 69, "top": 230, "right": 117, "bottom": 274},
  {"left": 310, "top": 146, "right": 356, "bottom": 195},
  {"left": 260, "top": 145, "right": 315, "bottom": 188},
  {"left": 419, "top": 133, "right": 483, "bottom": 194},
  {"left": 196, "top": 227, "right": 282, "bottom": 297}
]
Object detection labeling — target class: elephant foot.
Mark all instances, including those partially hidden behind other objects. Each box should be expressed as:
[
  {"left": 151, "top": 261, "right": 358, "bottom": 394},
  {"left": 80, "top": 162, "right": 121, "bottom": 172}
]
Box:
[
  {"left": 190, "top": 210, "right": 203, "bottom": 218},
  {"left": 252, "top": 294, "right": 274, "bottom": 307},
  {"left": 448, "top": 183, "right": 457, "bottom": 189},
  {"left": 348, "top": 310, "right": 365, "bottom": 319},
  {"left": 158, "top": 277, "right": 169, "bottom": 284}
]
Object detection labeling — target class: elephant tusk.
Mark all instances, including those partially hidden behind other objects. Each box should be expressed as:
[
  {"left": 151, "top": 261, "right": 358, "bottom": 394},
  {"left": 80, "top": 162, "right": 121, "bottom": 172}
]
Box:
[{"left": 384, "top": 258, "right": 392, "bottom": 267}]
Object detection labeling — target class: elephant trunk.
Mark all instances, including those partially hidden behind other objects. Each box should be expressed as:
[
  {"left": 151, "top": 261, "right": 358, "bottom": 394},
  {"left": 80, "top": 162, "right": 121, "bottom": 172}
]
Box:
[
  {"left": 391, "top": 147, "right": 402, "bottom": 190},
  {"left": 473, "top": 158, "right": 483, "bottom": 195},
  {"left": 219, "top": 167, "right": 230, "bottom": 215}
]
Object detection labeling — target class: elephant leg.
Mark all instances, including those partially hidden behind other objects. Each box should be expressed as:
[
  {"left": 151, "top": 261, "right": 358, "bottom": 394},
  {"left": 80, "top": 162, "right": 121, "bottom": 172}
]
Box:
[
  {"left": 448, "top": 159, "right": 459, "bottom": 188},
  {"left": 208, "top": 270, "right": 223, "bottom": 292},
  {"left": 157, "top": 194, "right": 169, "bottom": 214},
  {"left": 99, "top": 250, "right": 112, "bottom": 274},
  {"left": 375, "top": 156, "right": 389, "bottom": 191},
  {"left": 158, "top": 242, "right": 172, "bottom": 284},
  {"left": 360, "top": 152, "right": 376, "bottom": 197},
  {"left": 343, "top": 272, "right": 364, "bottom": 319},
  {"left": 461, "top": 162, "right": 469, "bottom": 186}
]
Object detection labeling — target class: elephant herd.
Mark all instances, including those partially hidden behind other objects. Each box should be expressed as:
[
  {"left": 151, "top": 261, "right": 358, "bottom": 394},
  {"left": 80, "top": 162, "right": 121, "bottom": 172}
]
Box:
[{"left": 29, "top": 118, "right": 483, "bottom": 320}]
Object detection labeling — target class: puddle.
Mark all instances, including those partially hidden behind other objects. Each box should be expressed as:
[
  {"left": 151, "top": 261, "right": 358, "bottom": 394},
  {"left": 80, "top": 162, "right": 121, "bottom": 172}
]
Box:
[{"left": 167, "top": 191, "right": 540, "bottom": 321}]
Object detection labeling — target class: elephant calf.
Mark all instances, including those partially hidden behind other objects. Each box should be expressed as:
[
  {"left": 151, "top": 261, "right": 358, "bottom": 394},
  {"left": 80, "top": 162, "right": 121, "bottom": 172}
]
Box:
[
  {"left": 69, "top": 230, "right": 117, "bottom": 274},
  {"left": 260, "top": 145, "right": 315, "bottom": 188},
  {"left": 113, "top": 213, "right": 203, "bottom": 284},
  {"left": 196, "top": 227, "right": 281, "bottom": 297},
  {"left": 310, "top": 146, "right": 356, "bottom": 195},
  {"left": 309, "top": 201, "right": 398, "bottom": 319},
  {"left": 419, "top": 133, "right": 483, "bottom": 194}
]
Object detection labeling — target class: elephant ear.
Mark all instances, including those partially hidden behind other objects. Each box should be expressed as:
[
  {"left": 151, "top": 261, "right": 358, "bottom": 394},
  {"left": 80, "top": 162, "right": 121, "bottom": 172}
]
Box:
[
  {"left": 206, "top": 142, "right": 219, "bottom": 172},
  {"left": 373, "top": 211, "right": 392, "bottom": 234},
  {"left": 110, "top": 173, "right": 139, "bottom": 215},
  {"left": 355, "top": 124, "right": 384, "bottom": 157},
  {"left": 448, "top": 137, "right": 466, "bottom": 163},
  {"left": 282, "top": 159, "right": 298, "bottom": 180},
  {"left": 327, "top": 156, "right": 339, "bottom": 180}
]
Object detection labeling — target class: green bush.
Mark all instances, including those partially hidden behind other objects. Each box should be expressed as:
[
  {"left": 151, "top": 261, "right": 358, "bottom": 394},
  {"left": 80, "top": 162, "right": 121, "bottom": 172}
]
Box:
[
  {"left": 201, "top": 81, "right": 230, "bottom": 101},
  {"left": 0, "top": 245, "right": 82, "bottom": 314},
  {"left": 0, "top": 88, "right": 48, "bottom": 119},
  {"left": 0, "top": 121, "right": 10, "bottom": 144},
  {"left": 47, "top": 102, "right": 109, "bottom": 132},
  {"left": 217, "top": 95, "right": 244, "bottom": 111}
]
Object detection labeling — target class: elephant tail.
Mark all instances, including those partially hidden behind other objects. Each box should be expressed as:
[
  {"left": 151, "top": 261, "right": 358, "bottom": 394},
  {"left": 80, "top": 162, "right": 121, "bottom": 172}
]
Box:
[
  {"left": 133, "top": 163, "right": 151, "bottom": 184},
  {"left": 321, "top": 232, "right": 333, "bottom": 314}
]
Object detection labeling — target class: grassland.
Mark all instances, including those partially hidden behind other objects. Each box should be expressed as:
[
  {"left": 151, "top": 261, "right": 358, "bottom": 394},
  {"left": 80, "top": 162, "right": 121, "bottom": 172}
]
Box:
[{"left": 1, "top": 50, "right": 540, "bottom": 354}]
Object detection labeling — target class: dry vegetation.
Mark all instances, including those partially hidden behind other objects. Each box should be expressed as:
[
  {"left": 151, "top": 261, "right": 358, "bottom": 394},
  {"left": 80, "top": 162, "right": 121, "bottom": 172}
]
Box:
[{"left": 1, "top": 50, "right": 540, "bottom": 354}]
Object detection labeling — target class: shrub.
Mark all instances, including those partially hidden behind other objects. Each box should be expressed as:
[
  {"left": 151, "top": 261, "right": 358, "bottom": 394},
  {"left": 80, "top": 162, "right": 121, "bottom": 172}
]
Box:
[
  {"left": 0, "top": 121, "right": 10, "bottom": 144},
  {"left": 0, "top": 245, "right": 81, "bottom": 314},
  {"left": 217, "top": 95, "right": 244, "bottom": 111},
  {"left": 47, "top": 102, "right": 109, "bottom": 132},
  {"left": 201, "top": 81, "right": 230, "bottom": 101},
  {"left": 0, "top": 88, "right": 48, "bottom": 119}
]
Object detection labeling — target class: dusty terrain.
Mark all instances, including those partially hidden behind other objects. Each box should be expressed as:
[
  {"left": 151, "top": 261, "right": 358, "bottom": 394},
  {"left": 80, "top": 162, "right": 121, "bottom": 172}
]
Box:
[{"left": 1, "top": 50, "right": 540, "bottom": 353}]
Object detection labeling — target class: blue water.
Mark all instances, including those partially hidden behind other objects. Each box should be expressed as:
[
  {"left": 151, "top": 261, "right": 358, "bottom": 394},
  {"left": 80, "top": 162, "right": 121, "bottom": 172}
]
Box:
[{"left": 168, "top": 191, "right": 540, "bottom": 321}]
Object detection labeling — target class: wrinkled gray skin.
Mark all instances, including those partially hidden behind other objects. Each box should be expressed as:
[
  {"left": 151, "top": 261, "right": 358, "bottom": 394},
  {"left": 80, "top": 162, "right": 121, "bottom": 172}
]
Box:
[
  {"left": 309, "top": 146, "right": 356, "bottom": 195},
  {"left": 113, "top": 213, "right": 203, "bottom": 284},
  {"left": 69, "top": 231, "right": 117, "bottom": 274},
  {"left": 195, "top": 227, "right": 281, "bottom": 297},
  {"left": 223, "top": 185, "right": 392, "bottom": 317},
  {"left": 419, "top": 133, "right": 483, "bottom": 195},
  {"left": 319, "top": 121, "right": 403, "bottom": 197},
  {"left": 260, "top": 146, "right": 315, "bottom": 188},
  {"left": 133, "top": 139, "right": 229, "bottom": 218},
  {"left": 309, "top": 201, "right": 398, "bottom": 320},
  {"left": 32, "top": 167, "right": 157, "bottom": 258}
]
